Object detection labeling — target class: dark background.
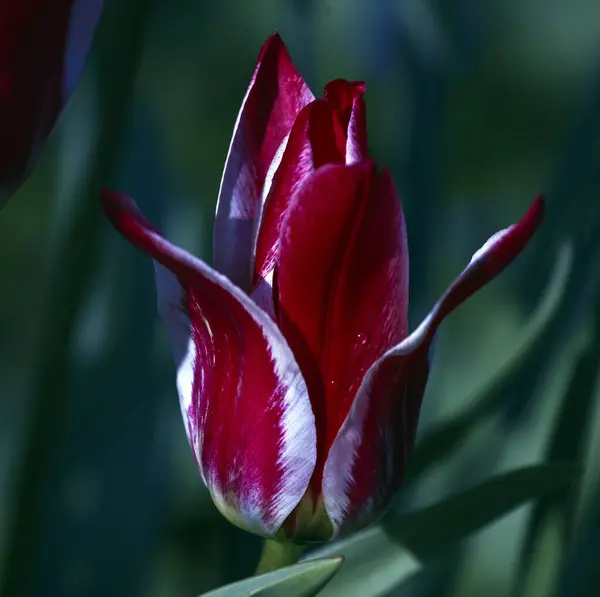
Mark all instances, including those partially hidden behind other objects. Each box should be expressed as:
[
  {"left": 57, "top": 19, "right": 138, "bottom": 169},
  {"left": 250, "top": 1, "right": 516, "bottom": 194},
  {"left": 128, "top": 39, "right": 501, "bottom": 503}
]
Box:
[{"left": 1, "top": 1, "right": 600, "bottom": 596}]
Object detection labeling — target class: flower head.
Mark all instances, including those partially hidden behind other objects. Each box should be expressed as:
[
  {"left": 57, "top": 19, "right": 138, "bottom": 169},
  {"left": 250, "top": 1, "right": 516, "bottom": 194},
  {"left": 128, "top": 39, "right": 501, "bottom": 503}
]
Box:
[
  {"left": 102, "top": 33, "right": 545, "bottom": 542},
  {"left": 0, "top": 0, "right": 103, "bottom": 205}
]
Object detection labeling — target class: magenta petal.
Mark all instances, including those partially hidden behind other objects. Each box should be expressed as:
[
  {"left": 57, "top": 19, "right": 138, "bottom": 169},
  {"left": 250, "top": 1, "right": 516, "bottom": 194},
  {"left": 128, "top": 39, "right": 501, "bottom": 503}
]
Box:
[
  {"left": 0, "top": 0, "right": 103, "bottom": 201},
  {"left": 323, "top": 196, "right": 546, "bottom": 535},
  {"left": 252, "top": 103, "right": 317, "bottom": 287},
  {"left": 322, "top": 79, "right": 368, "bottom": 164},
  {"left": 213, "top": 33, "right": 314, "bottom": 290},
  {"left": 102, "top": 189, "right": 316, "bottom": 537},
  {"left": 253, "top": 81, "right": 369, "bottom": 288},
  {"left": 277, "top": 161, "right": 409, "bottom": 489}
]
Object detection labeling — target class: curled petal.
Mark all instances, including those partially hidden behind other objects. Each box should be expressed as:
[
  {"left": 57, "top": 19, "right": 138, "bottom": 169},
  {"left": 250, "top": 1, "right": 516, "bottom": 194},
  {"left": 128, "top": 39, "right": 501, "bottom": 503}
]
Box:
[
  {"left": 102, "top": 189, "right": 316, "bottom": 537},
  {"left": 276, "top": 161, "right": 409, "bottom": 491},
  {"left": 252, "top": 103, "right": 317, "bottom": 287},
  {"left": 253, "top": 80, "right": 369, "bottom": 290},
  {"left": 323, "top": 196, "right": 546, "bottom": 535},
  {"left": 0, "top": 0, "right": 103, "bottom": 204},
  {"left": 213, "top": 32, "right": 314, "bottom": 290},
  {"left": 323, "top": 79, "right": 368, "bottom": 164}
]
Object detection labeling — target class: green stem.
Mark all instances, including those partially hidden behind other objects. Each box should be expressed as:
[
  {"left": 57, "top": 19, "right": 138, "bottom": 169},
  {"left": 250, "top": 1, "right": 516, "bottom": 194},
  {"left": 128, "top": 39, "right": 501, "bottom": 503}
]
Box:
[{"left": 254, "top": 539, "right": 305, "bottom": 575}]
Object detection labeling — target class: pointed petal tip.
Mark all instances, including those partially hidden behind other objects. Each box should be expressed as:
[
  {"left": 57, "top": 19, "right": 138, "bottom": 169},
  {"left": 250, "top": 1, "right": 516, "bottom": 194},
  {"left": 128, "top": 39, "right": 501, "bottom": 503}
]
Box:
[
  {"left": 101, "top": 188, "right": 156, "bottom": 237},
  {"left": 254, "top": 31, "right": 295, "bottom": 73},
  {"left": 517, "top": 193, "right": 546, "bottom": 233},
  {"left": 320, "top": 193, "right": 545, "bottom": 536},
  {"left": 519, "top": 192, "right": 546, "bottom": 227},
  {"left": 102, "top": 187, "right": 317, "bottom": 539},
  {"left": 101, "top": 187, "right": 133, "bottom": 215},
  {"left": 470, "top": 194, "right": 545, "bottom": 275},
  {"left": 530, "top": 193, "right": 546, "bottom": 222},
  {"left": 214, "top": 30, "right": 313, "bottom": 289},
  {"left": 101, "top": 187, "right": 131, "bottom": 226},
  {"left": 261, "top": 31, "right": 283, "bottom": 53}
]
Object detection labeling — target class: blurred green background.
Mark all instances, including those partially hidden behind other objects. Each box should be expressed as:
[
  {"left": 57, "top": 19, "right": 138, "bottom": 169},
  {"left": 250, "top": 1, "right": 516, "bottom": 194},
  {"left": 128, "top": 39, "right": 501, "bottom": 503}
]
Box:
[{"left": 1, "top": 0, "right": 600, "bottom": 596}]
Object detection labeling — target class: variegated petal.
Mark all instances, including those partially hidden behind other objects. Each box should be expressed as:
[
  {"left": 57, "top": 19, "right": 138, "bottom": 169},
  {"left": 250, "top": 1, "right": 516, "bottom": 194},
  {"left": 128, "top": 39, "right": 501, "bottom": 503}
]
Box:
[
  {"left": 323, "top": 196, "right": 546, "bottom": 536},
  {"left": 102, "top": 189, "right": 317, "bottom": 537}
]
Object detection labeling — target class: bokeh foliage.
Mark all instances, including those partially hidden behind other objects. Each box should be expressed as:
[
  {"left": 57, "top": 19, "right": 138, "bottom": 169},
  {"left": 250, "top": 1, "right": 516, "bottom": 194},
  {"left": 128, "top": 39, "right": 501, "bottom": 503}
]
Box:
[{"left": 1, "top": 0, "right": 599, "bottom": 596}]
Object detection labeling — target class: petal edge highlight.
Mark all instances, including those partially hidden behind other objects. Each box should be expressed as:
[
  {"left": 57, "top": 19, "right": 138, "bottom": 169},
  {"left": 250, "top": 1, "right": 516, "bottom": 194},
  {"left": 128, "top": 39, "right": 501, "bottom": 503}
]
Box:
[
  {"left": 102, "top": 189, "right": 317, "bottom": 537},
  {"left": 323, "top": 196, "right": 546, "bottom": 536},
  {"left": 276, "top": 162, "right": 409, "bottom": 494},
  {"left": 213, "top": 33, "right": 314, "bottom": 290}
]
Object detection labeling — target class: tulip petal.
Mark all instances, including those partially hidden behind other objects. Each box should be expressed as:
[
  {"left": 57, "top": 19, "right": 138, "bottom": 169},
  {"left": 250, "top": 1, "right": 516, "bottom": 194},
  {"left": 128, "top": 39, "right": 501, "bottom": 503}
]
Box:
[
  {"left": 253, "top": 80, "right": 369, "bottom": 289},
  {"left": 323, "top": 79, "right": 368, "bottom": 164},
  {"left": 0, "top": 0, "right": 102, "bottom": 200},
  {"left": 214, "top": 32, "right": 314, "bottom": 290},
  {"left": 102, "top": 189, "right": 316, "bottom": 537},
  {"left": 323, "top": 196, "right": 546, "bottom": 536},
  {"left": 252, "top": 103, "right": 317, "bottom": 287},
  {"left": 276, "top": 161, "right": 409, "bottom": 490}
]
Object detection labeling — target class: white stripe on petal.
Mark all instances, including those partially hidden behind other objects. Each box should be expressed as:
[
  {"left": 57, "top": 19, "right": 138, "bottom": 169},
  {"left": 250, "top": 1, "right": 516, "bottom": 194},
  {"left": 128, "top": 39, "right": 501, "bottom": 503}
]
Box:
[
  {"left": 151, "top": 231, "right": 316, "bottom": 535},
  {"left": 249, "top": 133, "right": 290, "bottom": 278},
  {"left": 274, "top": 346, "right": 317, "bottom": 517},
  {"left": 153, "top": 263, "right": 203, "bottom": 473},
  {"left": 103, "top": 188, "right": 320, "bottom": 536},
  {"left": 322, "top": 197, "right": 544, "bottom": 535}
]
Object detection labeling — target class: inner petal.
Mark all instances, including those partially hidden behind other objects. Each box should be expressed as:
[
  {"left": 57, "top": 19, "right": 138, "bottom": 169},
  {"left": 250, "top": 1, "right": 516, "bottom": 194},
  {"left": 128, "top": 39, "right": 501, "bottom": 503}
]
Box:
[
  {"left": 252, "top": 80, "right": 368, "bottom": 298},
  {"left": 276, "top": 162, "right": 409, "bottom": 493}
]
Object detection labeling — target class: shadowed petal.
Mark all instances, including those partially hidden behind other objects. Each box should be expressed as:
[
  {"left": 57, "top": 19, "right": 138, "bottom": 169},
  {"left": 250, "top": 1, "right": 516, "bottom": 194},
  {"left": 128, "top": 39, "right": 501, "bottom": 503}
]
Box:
[
  {"left": 0, "top": 0, "right": 103, "bottom": 204},
  {"left": 276, "top": 161, "right": 409, "bottom": 492},
  {"left": 323, "top": 196, "right": 546, "bottom": 536},
  {"left": 102, "top": 189, "right": 316, "bottom": 537},
  {"left": 213, "top": 32, "right": 314, "bottom": 290}
]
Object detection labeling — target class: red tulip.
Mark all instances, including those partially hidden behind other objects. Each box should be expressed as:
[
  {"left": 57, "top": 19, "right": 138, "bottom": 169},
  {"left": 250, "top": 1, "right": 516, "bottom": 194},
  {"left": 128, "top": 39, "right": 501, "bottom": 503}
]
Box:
[
  {"left": 102, "top": 33, "right": 545, "bottom": 541},
  {"left": 0, "top": 0, "right": 103, "bottom": 204}
]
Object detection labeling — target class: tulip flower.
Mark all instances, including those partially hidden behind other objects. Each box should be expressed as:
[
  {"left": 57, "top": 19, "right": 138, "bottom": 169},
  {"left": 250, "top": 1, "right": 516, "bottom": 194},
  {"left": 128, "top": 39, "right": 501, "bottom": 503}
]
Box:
[
  {"left": 0, "top": 0, "right": 103, "bottom": 205},
  {"left": 102, "top": 33, "right": 545, "bottom": 542}
]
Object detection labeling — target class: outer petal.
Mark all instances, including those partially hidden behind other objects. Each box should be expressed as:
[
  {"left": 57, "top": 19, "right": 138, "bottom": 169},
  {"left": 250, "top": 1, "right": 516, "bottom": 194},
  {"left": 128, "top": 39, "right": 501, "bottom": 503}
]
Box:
[
  {"left": 253, "top": 80, "right": 369, "bottom": 288},
  {"left": 102, "top": 189, "right": 316, "bottom": 537},
  {"left": 276, "top": 161, "right": 409, "bottom": 490},
  {"left": 213, "top": 33, "right": 314, "bottom": 290},
  {"left": 0, "top": 0, "right": 103, "bottom": 204},
  {"left": 323, "top": 196, "right": 546, "bottom": 536}
]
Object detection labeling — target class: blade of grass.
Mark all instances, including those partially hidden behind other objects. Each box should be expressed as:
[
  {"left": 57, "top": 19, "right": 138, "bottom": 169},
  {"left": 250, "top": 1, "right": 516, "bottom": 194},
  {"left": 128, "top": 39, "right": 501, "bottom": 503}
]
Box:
[
  {"left": 513, "top": 297, "right": 600, "bottom": 597},
  {"left": 385, "top": 464, "right": 578, "bottom": 560}
]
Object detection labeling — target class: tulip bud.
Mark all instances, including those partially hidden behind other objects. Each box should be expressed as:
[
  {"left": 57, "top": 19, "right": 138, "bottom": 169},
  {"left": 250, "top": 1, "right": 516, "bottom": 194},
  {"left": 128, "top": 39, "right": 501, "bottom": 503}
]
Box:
[{"left": 102, "top": 33, "right": 545, "bottom": 542}]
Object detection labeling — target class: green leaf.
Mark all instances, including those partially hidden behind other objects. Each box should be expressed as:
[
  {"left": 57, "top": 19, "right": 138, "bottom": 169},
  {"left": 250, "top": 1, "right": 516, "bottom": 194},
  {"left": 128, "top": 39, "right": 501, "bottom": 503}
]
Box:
[
  {"left": 405, "top": 243, "right": 573, "bottom": 483},
  {"left": 554, "top": 483, "right": 600, "bottom": 597},
  {"left": 386, "top": 463, "right": 579, "bottom": 559},
  {"left": 303, "top": 528, "right": 421, "bottom": 597},
  {"left": 514, "top": 297, "right": 600, "bottom": 597},
  {"left": 298, "top": 464, "right": 576, "bottom": 596},
  {"left": 199, "top": 558, "right": 343, "bottom": 597}
]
